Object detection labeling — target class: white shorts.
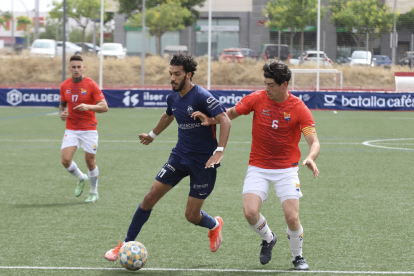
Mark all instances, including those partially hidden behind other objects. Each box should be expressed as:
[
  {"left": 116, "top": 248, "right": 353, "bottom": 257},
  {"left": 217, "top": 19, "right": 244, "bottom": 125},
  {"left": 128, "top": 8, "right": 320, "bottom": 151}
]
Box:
[
  {"left": 242, "top": 165, "right": 302, "bottom": 203},
  {"left": 61, "top": 130, "right": 99, "bottom": 154}
]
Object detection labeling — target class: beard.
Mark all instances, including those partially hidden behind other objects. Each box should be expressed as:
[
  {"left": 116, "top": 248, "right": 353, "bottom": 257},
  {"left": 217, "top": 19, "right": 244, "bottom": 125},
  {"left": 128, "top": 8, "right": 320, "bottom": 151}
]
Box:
[{"left": 171, "top": 79, "right": 186, "bottom": 92}]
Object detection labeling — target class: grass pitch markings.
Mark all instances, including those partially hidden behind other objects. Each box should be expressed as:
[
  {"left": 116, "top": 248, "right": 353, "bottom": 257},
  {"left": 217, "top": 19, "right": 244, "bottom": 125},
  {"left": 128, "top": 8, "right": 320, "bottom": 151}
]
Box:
[
  {"left": 362, "top": 138, "right": 414, "bottom": 151},
  {"left": 0, "top": 267, "right": 414, "bottom": 274}
]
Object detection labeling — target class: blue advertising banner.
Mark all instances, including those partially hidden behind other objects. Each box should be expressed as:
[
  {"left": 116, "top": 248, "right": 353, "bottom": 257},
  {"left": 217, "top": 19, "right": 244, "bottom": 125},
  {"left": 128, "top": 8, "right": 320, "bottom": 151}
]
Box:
[
  {"left": 0, "top": 88, "right": 413, "bottom": 111},
  {"left": 317, "top": 91, "right": 414, "bottom": 111}
]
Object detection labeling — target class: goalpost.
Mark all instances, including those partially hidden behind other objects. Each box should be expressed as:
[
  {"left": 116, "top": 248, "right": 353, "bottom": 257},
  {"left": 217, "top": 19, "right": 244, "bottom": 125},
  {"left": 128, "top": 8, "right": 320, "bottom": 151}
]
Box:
[{"left": 290, "top": 69, "right": 343, "bottom": 90}]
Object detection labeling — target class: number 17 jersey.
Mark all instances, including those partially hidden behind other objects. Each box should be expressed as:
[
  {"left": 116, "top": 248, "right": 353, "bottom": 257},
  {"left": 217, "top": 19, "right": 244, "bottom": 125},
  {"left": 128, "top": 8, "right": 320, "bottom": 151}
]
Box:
[{"left": 60, "top": 77, "right": 105, "bottom": 131}]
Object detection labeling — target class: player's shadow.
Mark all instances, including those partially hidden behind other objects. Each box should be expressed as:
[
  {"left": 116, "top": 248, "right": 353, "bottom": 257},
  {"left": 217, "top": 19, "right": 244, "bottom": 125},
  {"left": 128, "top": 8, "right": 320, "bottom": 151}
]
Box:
[{"left": 12, "top": 202, "right": 85, "bottom": 208}]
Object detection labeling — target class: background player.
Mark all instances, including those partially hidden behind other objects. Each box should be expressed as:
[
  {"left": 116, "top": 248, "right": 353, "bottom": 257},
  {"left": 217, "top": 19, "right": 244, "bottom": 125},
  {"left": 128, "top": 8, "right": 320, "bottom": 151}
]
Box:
[
  {"left": 104, "top": 53, "right": 231, "bottom": 261},
  {"left": 59, "top": 55, "right": 108, "bottom": 203},
  {"left": 191, "top": 60, "right": 320, "bottom": 270}
]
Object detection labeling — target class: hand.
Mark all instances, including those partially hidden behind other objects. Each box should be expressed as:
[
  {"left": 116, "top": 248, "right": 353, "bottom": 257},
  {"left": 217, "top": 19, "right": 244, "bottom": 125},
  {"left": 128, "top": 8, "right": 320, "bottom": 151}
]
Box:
[
  {"left": 73, "top": 103, "right": 91, "bottom": 112},
  {"left": 139, "top": 133, "right": 154, "bottom": 145},
  {"left": 205, "top": 151, "right": 223, "bottom": 169},
  {"left": 302, "top": 158, "right": 319, "bottom": 179},
  {"left": 60, "top": 109, "right": 68, "bottom": 121},
  {"left": 191, "top": 111, "right": 211, "bottom": 126}
]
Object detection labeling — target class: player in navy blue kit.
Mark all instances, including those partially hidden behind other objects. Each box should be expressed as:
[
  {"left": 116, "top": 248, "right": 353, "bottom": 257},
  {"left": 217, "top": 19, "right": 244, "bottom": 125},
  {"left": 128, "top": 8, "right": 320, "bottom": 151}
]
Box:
[{"left": 105, "top": 53, "right": 231, "bottom": 261}]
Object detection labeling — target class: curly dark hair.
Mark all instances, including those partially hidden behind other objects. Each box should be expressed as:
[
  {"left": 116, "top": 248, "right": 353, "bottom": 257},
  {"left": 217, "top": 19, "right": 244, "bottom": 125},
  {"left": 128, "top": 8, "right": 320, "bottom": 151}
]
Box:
[
  {"left": 170, "top": 53, "right": 197, "bottom": 81},
  {"left": 262, "top": 60, "right": 291, "bottom": 86},
  {"left": 70, "top": 55, "right": 83, "bottom": 62}
]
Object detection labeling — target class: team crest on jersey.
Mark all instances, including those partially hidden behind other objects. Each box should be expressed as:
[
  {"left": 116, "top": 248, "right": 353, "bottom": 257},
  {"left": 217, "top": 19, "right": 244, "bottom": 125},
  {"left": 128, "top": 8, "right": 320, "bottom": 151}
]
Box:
[
  {"left": 187, "top": 105, "right": 194, "bottom": 115},
  {"left": 81, "top": 88, "right": 87, "bottom": 95},
  {"left": 283, "top": 112, "right": 291, "bottom": 122}
]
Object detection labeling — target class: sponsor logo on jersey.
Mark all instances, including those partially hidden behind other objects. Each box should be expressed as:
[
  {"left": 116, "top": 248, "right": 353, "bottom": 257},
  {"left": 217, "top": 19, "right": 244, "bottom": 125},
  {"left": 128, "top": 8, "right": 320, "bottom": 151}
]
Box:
[
  {"left": 178, "top": 123, "right": 201, "bottom": 129},
  {"left": 81, "top": 88, "right": 87, "bottom": 95},
  {"left": 66, "top": 90, "right": 71, "bottom": 93},
  {"left": 187, "top": 105, "right": 194, "bottom": 115},
  {"left": 284, "top": 112, "right": 291, "bottom": 122},
  {"left": 262, "top": 109, "right": 270, "bottom": 116}
]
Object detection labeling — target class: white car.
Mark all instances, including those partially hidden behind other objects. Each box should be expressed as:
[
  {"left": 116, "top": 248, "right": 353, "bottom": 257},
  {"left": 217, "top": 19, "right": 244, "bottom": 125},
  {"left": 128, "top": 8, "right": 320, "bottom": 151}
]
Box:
[
  {"left": 301, "top": 50, "right": 332, "bottom": 67},
  {"left": 57, "top": 41, "right": 82, "bottom": 56},
  {"left": 349, "top": 51, "right": 372, "bottom": 67},
  {"left": 30, "top": 39, "right": 57, "bottom": 58},
  {"left": 98, "top": 43, "right": 127, "bottom": 59}
]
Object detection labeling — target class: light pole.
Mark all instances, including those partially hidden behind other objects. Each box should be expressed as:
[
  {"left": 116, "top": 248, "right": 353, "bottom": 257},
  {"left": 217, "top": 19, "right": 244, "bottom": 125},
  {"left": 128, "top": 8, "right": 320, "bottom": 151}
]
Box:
[
  {"left": 17, "top": 0, "right": 31, "bottom": 47},
  {"left": 391, "top": 0, "right": 397, "bottom": 66}
]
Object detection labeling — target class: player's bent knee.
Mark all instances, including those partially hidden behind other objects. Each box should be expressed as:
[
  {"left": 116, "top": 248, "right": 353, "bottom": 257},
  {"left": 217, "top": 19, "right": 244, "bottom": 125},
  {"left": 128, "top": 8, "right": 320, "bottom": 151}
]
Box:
[
  {"left": 243, "top": 206, "right": 259, "bottom": 221},
  {"left": 61, "top": 158, "right": 72, "bottom": 168},
  {"left": 285, "top": 213, "right": 300, "bottom": 228}
]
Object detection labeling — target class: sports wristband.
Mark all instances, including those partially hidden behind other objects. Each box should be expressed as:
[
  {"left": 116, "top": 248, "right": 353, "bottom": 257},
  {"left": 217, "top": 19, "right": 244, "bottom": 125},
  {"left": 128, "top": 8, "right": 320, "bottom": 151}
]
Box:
[
  {"left": 213, "top": 147, "right": 224, "bottom": 155},
  {"left": 149, "top": 131, "right": 158, "bottom": 139}
]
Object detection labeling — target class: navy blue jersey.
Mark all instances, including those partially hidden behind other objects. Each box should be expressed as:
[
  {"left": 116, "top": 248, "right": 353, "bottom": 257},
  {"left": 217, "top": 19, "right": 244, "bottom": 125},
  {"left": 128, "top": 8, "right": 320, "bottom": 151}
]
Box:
[{"left": 166, "top": 85, "right": 225, "bottom": 164}]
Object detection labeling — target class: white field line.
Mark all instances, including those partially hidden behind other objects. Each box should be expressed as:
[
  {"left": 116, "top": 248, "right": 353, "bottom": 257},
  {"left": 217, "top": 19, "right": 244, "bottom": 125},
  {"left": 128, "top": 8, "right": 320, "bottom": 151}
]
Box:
[
  {"left": 2, "top": 138, "right": 414, "bottom": 151},
  {"left": 362, "top": 138, "right": 414, "bottom": 151},
  {"left": 0, "top": 266, "right": 413, "bottom": 274},
  {"left": 0, "top": 139, "right": 366, "bottom": 145}
]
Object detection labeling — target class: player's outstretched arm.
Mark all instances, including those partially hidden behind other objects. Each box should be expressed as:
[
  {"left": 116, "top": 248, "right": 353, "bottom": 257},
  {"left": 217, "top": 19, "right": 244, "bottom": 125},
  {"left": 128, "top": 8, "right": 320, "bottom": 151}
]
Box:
[
  {"left": 192, "top": 107, "right": 240, "bottom": 126},
  {"left": 302, "top": 134, "right": 320, "bottom": 179},
  {"left": 73, "top": 99, "right": 109, "bottom": 113},
  {"left": 59, "top": 101, "right": 68, "bottom": 121},
  {"left": 139, "top": 113, "right": 175, "bottom": 145},
  {"left": 204, "top": 112, "right": 231, "bottom": 168}
]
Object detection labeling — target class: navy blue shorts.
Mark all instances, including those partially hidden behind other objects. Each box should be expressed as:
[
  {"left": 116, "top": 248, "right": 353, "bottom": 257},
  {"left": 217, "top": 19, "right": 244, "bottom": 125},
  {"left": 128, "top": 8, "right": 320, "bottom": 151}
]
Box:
[{"left": 155, "top": 154, "right": 217, "bottom": 199}]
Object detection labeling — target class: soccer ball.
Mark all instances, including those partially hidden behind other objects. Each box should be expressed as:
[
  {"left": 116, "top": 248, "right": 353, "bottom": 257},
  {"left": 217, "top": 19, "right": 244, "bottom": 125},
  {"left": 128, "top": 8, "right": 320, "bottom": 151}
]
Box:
[{"left": 118, "top": 241, "right": 148, "bottom": 271}]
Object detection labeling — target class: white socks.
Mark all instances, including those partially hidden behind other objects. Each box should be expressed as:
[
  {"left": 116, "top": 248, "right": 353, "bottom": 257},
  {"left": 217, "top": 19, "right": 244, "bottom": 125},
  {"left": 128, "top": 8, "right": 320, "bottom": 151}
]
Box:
[
  {"left": 287, "top": 226, "right": 304, "bottom": 260},
  {"left": 65, "top": 161, "right": 84, "bottom": 180},
  {"left": 250, "top": 213, "right": 273, "bottom": 243},
  {"left": 88, "top": 166, "right": 99, "bottom": 194}
]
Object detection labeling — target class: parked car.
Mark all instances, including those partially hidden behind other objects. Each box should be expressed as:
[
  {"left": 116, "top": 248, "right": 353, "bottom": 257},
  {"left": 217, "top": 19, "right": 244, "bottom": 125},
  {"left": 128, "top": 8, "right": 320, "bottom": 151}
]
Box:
[
  {"left": 219, "top": 48, "right": 244, "bottom": 63},
  {"left": 98, "top": 43, "right": 127, "bottom": 59},
  {"left": 240, "top": 48, "right": 259, "bottom": 60},
  {"left": 398, "top": 51, "right": 414, "bottom": 67},
  {"left": 29, "top": 39, "right": 57, "bottom": 58},
  {"left": 301, "top": 50, "right": 332, "bottom": 66},
  {"left": 75, "top": 42, "right": 100, "bottom": 53},
  {"left": 260, "top": 44, "right": 290, "bottom": 62},
  {"left": 336, "top": 56, "right": 350, "bottom": 65},
  {"left": 57, "top": 41, "right": 82, "bottom": 56},
  {"left": 349, "top": 50, "right": 372, "bottom": 66},
  {"left": 372, "top": 55, "right": 392, "bottom": 68},
  {"left": 164, "top": 45, "right": 188, "bottom": 58}
]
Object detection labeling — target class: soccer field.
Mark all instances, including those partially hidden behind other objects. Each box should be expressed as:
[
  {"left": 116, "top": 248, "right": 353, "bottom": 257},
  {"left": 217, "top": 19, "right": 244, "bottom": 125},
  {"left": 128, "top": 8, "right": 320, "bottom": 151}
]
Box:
[{"left": 0, "top": 107, "right": 413, "bottom": 276}]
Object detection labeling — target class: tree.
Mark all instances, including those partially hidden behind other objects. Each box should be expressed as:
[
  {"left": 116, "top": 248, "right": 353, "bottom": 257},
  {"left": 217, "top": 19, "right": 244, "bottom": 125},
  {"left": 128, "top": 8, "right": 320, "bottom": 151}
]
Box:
[
  {"left": 330, "top": 0, "right": 394, "bottom": 56},
  {"left": 291, "top": 0, "right": 324, "bottom": 63},
  {"left": 16, "top": 15, "right": 33, "bottom": 47},
  {"left": 264, "top": 0, "right": 297, "bottom": 58},
  {"left": 126, "top": 1, "right": 191, "bottom": 56},
  {"left": 397, "top": 7, "right": 414, "bottom": 34},
  {"left": 39, "top": 19, "right": 62, "bottom": 40},
  {"left": 0, "top": 11, "right": 13, "bottom": 31},
  {"left": 264, "top": 0, "right": 324, "bottom": 63},
  {"left": 117, "top": 0, "right": 205, "bottom": 26},
  {"left": 49, "top": 0, "right": 106, "bottom": 50}
]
